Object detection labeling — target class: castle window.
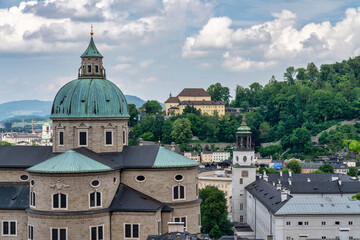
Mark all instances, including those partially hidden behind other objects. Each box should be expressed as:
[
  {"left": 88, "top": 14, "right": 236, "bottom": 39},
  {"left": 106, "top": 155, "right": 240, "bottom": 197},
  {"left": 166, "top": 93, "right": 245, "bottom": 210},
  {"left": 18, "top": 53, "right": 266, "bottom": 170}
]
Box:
[
  {"left": 124, "top": 224, "right": 139, "bottom": 239},
  {"left": 95, "top": 65, "right": 99, "bottom": 73},
  {"left": 90, "top": 225, "right": 103, "bottom": 240},
  {"left": 51, "top": 228, "right": 66, "bottom": 240},
  {"left": 105, "top": 131, "right": 113, "bottom": 146},
  {"left": 28, "top": 225, "right": 34, "bottom": 240},
  {"left": 88, "top": 65, "right": 92, "bottom": 73},
  {"left": 52, "top": 193, "right": 67, "bottom": 209},
  {"left": 2, "top": 221, "right": 16, "bottom": 236},
  {"left": 59, "top": 131, "right": 64, "bottom": 146},
  {"left": 79, "top": 131, "right": 87, "bottom": 146},
  {"left": 174, "top": 217, "right": 187, "bottom": 229},
  {"left": 89, "top": 192, "right": 102, "bottom": 208},
  {"left": 173, "top": 185, "right": 185, "bottom": 200},
  {"left": 30, "top": 191, "right": 36, "bottom": 207}
]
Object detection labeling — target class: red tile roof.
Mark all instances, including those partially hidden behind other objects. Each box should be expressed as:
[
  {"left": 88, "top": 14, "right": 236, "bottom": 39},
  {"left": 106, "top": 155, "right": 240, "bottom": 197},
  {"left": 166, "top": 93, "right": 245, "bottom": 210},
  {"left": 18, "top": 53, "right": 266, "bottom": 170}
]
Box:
[
  {"left": 164, "top": 97, "right": 179, "bottom": 103},
  {"left": 178, "top": 88, "right": 210, "bottom": 97},
  {"left": 178, "top": 100, "right": 225, "bottom": 106}
]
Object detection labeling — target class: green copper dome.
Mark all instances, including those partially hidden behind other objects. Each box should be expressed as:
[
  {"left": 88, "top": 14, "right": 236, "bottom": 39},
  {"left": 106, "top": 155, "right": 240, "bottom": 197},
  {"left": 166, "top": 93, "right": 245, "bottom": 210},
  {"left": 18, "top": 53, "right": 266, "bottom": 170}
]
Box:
[
  {"left": 50, "top": 78, "right": 129, "bottom": 118},
  {"left": 237, "top": 115, "right": 252, "bottom": 134},
  {"left": 81, "top": 37, "right": 103, "bottom": 57}
]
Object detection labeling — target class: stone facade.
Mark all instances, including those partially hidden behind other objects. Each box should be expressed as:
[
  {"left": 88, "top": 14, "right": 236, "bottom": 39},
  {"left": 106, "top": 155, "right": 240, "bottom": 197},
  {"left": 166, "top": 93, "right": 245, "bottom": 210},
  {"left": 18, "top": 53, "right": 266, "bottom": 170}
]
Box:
[{"left": 52, "top": 118, "right": 128, "bottom": 153}]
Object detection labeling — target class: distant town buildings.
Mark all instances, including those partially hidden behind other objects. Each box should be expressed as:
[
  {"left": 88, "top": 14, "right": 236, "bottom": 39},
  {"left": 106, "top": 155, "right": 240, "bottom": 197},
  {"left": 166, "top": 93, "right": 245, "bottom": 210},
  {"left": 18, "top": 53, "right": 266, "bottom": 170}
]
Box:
[
  {"left": 184, "top": 152, "right": 201, "bottom": 162},
  {"left": 164, "top": 88, "right": 225, "bottom": 116}
]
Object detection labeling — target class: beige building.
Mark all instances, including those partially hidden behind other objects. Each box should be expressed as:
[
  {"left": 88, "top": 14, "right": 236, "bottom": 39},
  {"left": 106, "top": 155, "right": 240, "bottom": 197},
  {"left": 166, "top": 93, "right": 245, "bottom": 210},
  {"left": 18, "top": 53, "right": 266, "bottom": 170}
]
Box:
[
  {"left": 212, "top": 151, "right": 230, "bottom": 162},
  {"left": 0, "top": 31, "right": 201, "bottom": 240},
  {"left": 164, "top": 89, "right": 225, "bottom": 116},
  {"left": 201, "top": 151, "right": 213, "bottom": 163},
  {"left": 184, "top": 152, "right": 200, "bottom": 162},
  {"left": 198, "top": 170, "right": 232, "bottom": 211},
  {"left": 2, "top": 133, "right": 41, "bottom": 145}
]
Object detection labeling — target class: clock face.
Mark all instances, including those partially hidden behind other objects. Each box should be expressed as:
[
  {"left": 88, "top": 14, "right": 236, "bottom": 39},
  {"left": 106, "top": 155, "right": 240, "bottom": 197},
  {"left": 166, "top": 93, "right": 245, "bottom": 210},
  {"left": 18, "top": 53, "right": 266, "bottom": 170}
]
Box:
[{"left": 243, "top": 156, "right": 247, "bottom": 162}]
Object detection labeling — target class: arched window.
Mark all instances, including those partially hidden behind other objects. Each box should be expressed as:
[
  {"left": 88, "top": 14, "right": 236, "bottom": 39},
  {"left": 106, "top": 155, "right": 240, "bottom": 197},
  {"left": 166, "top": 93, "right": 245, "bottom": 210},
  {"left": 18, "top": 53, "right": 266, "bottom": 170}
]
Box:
[
  {"left": 243, "top": 156, "right": 247, "bottom": 162},
  {"left": 52, "top": 193, "right": 67, "bottom": 209},
  {"left": 89, "top": 192, "right": 102, "bottom": 208},
  {"left": 173, "top": 186, "right": 185, "bottom": 200}
]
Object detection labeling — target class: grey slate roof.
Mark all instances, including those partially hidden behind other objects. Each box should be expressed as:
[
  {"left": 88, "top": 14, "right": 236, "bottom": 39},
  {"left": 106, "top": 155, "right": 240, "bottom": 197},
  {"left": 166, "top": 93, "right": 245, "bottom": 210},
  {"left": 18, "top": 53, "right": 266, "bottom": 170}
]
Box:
[
  {"left": 267, "top": 173, "right": 360, "bottom": 194},
  {"left": 0, "top": 145, "right": 195, "bottom": 170},
  {"left": 275, "top": 196, "right": 360, "bottom": 215},
  {"left": 146, "top": 232, "right": 205, "bottom": 240},
  {"left": 110, "top": 184, "right": 166, "bottom": 212},
  {"left": 0, "top": 183, "right": 29, "bottom": 210},
  {"left": 245, "top": 179, "right": 291, "bottom": 214}
]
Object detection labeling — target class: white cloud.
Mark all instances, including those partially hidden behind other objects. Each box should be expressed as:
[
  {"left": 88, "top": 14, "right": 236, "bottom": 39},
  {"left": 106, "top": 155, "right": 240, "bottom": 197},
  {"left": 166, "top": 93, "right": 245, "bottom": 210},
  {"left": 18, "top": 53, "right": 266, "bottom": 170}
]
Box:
[
  {"left": 140, "top": 76, "right": 158, "bottom": 83},
  {"left": 182, "top": 8, "right": 360, "bottom": 72},
  {"left": 139, "top": 59, "right": 154, "bottom": 68}
]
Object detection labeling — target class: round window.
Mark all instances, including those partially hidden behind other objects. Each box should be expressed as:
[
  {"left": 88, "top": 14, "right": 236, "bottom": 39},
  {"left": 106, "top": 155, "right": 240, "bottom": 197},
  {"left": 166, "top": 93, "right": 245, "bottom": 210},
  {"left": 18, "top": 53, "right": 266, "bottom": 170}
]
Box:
[
  {"left": 19, "top": 175, "right": 29, "bottom": 181},
  {"left": 174, "top": 174, "right": 183, "bottom": 181},
  {"left": 30, "top": 180, "right": 35, "bottom": 186},
  {"left": 136, "top": 175, "right": 146, "bottom": 182},
  {"left": 91, "top": 180, "right": 100, "bottom": 187},
  {"left": 113, "top": 177, "right": 117, "bottom": 184},
  {"left": 243, "top": 156, "right": 247, "bottom": 162}
]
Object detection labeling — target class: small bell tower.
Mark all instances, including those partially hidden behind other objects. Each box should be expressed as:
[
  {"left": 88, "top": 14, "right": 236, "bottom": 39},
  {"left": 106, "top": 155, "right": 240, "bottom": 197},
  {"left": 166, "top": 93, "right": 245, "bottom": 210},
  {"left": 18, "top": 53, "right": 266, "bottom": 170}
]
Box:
[
  {"left": 232, "top": 115, "right": 256, "bottom": 224},
  {"left": 78, "top": 25, "right": 106, "bottom": 79}
]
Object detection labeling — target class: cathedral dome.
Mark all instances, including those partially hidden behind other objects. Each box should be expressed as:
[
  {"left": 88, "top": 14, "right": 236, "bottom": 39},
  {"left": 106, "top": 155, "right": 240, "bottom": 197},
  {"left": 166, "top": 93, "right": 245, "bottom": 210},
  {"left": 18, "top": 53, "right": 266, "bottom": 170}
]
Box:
[{"left": 50, "top": 78, "right": 129, "bottom": 118}]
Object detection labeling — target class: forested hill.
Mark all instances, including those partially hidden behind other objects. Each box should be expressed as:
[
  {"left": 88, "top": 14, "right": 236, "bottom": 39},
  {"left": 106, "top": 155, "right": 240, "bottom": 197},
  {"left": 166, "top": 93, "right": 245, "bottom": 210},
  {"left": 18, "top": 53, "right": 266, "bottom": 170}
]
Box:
[{"left": 233, "top": 56, "right": 360, "bottom": 156}]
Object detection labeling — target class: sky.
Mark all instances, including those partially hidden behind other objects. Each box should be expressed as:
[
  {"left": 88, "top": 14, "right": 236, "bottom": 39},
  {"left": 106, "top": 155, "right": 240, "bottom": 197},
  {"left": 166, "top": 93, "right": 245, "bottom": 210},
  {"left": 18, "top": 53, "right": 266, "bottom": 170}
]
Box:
[{"left": 1, "top": 0, "right": 360, "bottom": 104}]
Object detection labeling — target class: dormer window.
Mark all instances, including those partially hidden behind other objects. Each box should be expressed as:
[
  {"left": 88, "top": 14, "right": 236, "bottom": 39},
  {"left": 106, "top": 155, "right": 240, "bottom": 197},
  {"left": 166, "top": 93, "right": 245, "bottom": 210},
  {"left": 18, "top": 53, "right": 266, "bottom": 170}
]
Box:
[
  {"left": 79, "top": 131, "right": 87, "bottom": 146},
  {"left": 88, "top": 65, "right": 92, "bottom": 73}
]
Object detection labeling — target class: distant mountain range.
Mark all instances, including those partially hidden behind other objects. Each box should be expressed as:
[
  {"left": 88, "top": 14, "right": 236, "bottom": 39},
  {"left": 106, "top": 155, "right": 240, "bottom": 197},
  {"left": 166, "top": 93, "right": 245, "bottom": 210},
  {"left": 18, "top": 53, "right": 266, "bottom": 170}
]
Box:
[{"left": 0, "top": 95, "right": 148, "bottom": 122}]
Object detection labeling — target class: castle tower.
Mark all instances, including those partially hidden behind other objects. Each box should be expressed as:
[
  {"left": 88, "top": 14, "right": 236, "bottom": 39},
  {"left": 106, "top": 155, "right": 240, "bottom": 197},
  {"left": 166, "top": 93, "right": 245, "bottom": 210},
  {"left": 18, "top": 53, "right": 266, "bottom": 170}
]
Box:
[
  {"left": 232, "top": 115, "right": 256, "bottom": 223},
  {"left": 50, "top": 27, "right": 130, "bottom": 153}
]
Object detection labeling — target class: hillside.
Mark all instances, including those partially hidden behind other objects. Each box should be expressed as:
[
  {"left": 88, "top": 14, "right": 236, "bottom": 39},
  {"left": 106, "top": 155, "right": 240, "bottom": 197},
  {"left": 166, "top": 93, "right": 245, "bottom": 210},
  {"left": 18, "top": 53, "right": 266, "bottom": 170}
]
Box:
[{"left": 0, "top": 95, "right": 147, "bottom": 122}]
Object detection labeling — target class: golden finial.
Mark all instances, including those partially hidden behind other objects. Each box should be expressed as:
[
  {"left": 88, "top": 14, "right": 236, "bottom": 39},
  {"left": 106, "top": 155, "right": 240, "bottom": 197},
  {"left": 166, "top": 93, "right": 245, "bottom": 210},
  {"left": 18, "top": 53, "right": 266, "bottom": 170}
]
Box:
[{"left": 90, "top": 24, "right": 94, "bottom": 37}]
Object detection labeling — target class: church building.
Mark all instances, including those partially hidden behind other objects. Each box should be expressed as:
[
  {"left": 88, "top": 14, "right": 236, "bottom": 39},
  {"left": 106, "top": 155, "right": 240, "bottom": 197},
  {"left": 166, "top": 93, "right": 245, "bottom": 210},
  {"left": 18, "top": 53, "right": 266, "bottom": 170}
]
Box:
[{"left": 0, "top": 29, "right": 201, "bottom": 240}]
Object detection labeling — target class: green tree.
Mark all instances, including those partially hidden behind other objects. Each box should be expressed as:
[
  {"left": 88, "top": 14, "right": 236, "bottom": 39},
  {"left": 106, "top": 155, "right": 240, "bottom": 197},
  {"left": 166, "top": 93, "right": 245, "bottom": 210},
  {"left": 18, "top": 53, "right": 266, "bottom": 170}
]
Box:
[
  {"left": 199, "top": 186, "right": 233, "bottom": 239},
  {"left": 139, "top": 132, "right": 154, "bottom": 141},
  {"left": 348, "top": 167, "right": 358, "bottom": 177},
  {"left": 284, "top": 66, "right": 297, "bottom": 85},
  {"left": 265, "top": 168, "right": 279, "bottom": 174},
  {"left": 311, "top": 170, "right": 324, "bottom": 174},
  {"left": 259, "top": 122, "right": 271, "bottom": 142},
  {"left": 183, "top": 105, "right": 201, "bottom": 116},
  {"left": 0, "top": 141, "right": 11, "bottom": 146},
  {"left": 287, "top": 160, "right": 302, "bottom": 173},
  {"left": 319, "top": 163, "right": 334, "bottom": 173},
  {"left": 128, "top": 104, "right": 139, "bottom": 127},
  {"left": 289, "top": 127, "right": 312, "bottom": 153},
  {"left": 171, "top": 118, "right": 193, "bottom": 143},
  {"left": 207, "top": 83, "right": 231, "bottom": 105},
  {"left": 141, "top": 100, "right": 162, "bottom": 114}
]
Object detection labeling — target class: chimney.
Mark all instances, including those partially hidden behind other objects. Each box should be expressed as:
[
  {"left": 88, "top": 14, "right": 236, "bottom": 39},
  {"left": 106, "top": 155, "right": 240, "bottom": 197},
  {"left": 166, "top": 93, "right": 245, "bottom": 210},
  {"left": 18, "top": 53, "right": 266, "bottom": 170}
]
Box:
[
  {"left": 339, "top": 180, "right": 342, "bottom": 186},
  {"left": 276, "top": 183, "right": 282, "bottom": 190},
  {"left": 171, "top": 142, "right": 176, "bottom": 152},
  {"left": 263, "top": 172, "right": 268, "bottom": 182},
  {"left": 307, "top": 178, "right": 311, "bottom": 183},
  {"left": 338, "top": 228, "right": 350, "bottom": 240},
  {"left": 139, "top": 138, "right": 144, "bottom": 146},
  {"left": 234, "top": 232, "right": 238, "bottom": 240},
  {"left": 280, "top": 171, "right": 283, "bottom": 177},
  {"left": 267, "top": 235, "right": 273, "bottom": 240},
  {"left": 289, "top": 170, "right": 292, "bottom": 177},
  {"left": 281, "top": 190, "right": 287, "bottom": 202}
]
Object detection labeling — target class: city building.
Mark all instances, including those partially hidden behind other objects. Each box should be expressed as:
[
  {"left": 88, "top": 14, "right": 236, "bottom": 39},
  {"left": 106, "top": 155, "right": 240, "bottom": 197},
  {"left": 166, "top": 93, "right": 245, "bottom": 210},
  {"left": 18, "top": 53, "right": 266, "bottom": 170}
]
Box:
[
  {"left": 164, "top": 89, "right": 225, "bottom": 116},
  {"left": 184, "top": 152, "right": 201, "bottom": 162},
  {"left": 2, "top": 132, "right": 41, "bottom": 145},
  {"left": 198, "top": 170, "right": 232, "bottom": 211},
  {"left": 201, "top": 151, "right": 213, "bottom": 163},
  {"left": 213, "top": 151, "right": 231, "bottom": 162},
  {"left": 244, "top": 173, "right": 360, "bottom": 239},
  {"left": 41, "top": 123, "right": 52, "bottom": 146},
  {"left": 254, "top": 155, "right": 272, "bottom": 166},
  {"left": 300, "top": 162, "right": 323, "bottom": 173},
  {"left": 231, "top": 116, "right": 256, "bottom": 224},
  {"left": 0, "top": 30, "right": 201, "bottom": 239},
  {"left": 344, "top": 159, "right": 357, "bottom": 167},
  {"left": 332, "top": 163, "right": 349, "bottom": 174}
]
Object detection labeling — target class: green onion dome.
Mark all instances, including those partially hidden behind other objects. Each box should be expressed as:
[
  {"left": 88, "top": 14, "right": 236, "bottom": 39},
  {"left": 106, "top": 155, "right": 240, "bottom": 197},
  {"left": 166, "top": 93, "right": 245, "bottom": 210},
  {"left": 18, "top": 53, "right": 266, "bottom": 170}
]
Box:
[{"left": 50, "top": 78, "right": 129, "bottom": 118}]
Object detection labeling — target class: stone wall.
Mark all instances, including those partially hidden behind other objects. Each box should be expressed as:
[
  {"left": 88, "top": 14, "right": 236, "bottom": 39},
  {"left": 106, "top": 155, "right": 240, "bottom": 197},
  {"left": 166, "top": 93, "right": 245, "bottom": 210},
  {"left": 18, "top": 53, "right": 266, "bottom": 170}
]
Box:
[
  {"left": 52, "top": 118, "right": 128, "bottom": 153},
  {"left": 28, "top": 171, "right": 120, "bottom": 211},
  {"left": 169, "top": 201, "right": 201, "bottom": 234},
  {"left": 0, "top": 169, "right": 28, "bottom": 182},
  {"left": 121, "top": 167, "right": 198, "bottom": 203},
  {"left": 0, "top": 210, "right": 27, "bottom": 240}
]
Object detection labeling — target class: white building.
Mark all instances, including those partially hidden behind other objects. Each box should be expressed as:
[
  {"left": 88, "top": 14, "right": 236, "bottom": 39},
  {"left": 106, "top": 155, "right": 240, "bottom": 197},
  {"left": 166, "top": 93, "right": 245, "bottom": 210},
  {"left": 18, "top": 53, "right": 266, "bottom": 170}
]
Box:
[
  {"left": 243, "top": 173, "right": 360, "bottom": 240},
  {"left": 232, "top": 116, "right": 256, "bottom": 224},
  {"left": 213, "top": 151, "right": 231, "bottom": 162}
]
